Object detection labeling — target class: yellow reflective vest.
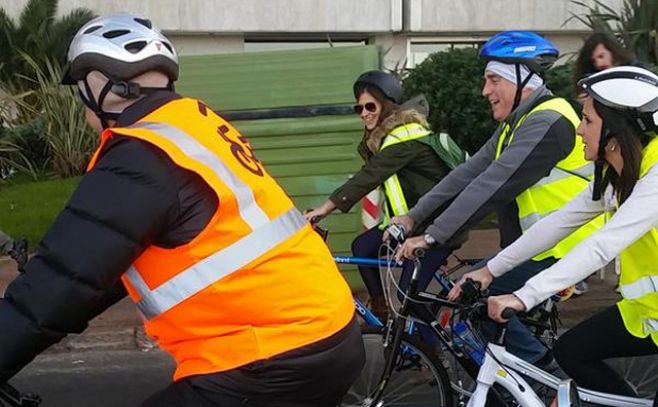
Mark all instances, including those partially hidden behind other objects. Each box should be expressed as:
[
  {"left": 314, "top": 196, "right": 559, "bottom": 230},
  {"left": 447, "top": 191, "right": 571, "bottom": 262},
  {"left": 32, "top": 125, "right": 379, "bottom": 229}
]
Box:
[
  {"left": 379, "top": 123, "right": 461, "bottom": 225},
  {"left": 495, "top": 98, "right": 603, "bottom": 260},
  {"left": 617, "top": 137, "right": 658, "bottom": 345}
]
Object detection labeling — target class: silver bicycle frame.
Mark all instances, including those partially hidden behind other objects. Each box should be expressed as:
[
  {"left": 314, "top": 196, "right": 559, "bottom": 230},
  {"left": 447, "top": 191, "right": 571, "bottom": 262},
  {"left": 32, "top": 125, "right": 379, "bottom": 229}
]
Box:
[{"left": 466, "top": 344, "right": 653, "bottom": 407}]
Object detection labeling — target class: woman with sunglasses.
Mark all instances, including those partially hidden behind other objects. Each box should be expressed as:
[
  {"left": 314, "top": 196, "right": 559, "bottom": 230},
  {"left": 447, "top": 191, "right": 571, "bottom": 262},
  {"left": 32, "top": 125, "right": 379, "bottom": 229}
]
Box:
[
  {"left": 459, "top": 66, "right": 658, "bottom": 397},
  {"left": 305, "top": 70, "right": 467, "bottom": 319}
]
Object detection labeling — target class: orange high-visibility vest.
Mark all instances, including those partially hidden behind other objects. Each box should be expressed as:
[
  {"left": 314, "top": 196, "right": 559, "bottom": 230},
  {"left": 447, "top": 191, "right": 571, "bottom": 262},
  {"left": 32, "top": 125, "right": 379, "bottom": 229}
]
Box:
[{"left": 87, "top": 98, "right": 355, "bottom": 381}]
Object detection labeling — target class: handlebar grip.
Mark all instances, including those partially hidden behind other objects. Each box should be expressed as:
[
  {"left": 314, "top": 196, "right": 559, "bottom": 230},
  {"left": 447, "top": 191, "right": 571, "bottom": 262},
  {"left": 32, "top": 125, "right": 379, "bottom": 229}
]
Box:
[{"left": 501, "top": 307, "right": 517, "bottom": 320}]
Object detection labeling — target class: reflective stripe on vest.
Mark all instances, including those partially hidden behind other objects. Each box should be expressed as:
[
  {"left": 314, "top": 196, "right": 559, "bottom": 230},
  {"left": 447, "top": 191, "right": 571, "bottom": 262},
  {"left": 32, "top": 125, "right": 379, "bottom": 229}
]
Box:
[
  {"left": 620, "top": 275, "right": 658, "bottom": 300},
  {"left": 379, "top": 123, "right": 432, "bottom": 222},
  {"left": 86, "top": 98, "right": 355, "bottom": 380},
  {"left": 517, "top": 163, "right": 594, "bottom": 230},
  {"left": 644, "top": 319, "right": 658, "bottom": 335},
  {"left": 128, "top": 207, "right": 306, "bottom": 319},
  {"left": 617, "top": 136, "right": 658, "bottom": 344},
  {"left": 131, "top": 122, "right": 269, "bottom": 230},
  {"left": 495, "top": 97, "right": 601, "bottom": 260}
]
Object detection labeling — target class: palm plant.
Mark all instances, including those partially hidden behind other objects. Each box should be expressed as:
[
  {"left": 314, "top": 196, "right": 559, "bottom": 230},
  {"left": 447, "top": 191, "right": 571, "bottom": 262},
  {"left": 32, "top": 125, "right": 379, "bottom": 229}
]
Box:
[
  {"left": 0, "top": 0, "right": 95, "bottom": 91},
  {"left": 12, "top": 54, "right": 96, "bottom": 178},
  {"left": 568, "top": 0, "right": 658, "bottom": 66}
]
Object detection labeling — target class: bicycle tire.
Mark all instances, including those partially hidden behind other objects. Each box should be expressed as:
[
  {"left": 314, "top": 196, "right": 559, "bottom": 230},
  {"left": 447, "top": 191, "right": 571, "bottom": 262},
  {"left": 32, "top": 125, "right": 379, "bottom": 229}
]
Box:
[
  {"left": 341, "top": 327, "right": 453, "bottom": 407},
  {"left": 607, "top": 354, "right": 658, "bottom": 399}
]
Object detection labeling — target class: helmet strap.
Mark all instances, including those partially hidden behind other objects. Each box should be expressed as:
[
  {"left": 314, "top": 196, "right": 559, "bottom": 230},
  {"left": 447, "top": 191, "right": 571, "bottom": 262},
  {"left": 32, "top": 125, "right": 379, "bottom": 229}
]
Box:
[
  {"left": 78, "top": 78, "right": 115, "bottom": 129},
  {"left": 79, "top": 76, "right": 171, "bottom": 129},
  {"left": 512, "top": 63, "right": 535, "bottom": 112}
]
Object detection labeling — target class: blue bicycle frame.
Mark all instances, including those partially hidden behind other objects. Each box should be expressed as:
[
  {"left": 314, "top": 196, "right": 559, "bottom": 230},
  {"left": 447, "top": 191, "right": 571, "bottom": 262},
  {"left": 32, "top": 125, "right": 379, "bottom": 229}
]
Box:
[{"left": 333, "top": 256, "right": 453, "bottom": 329}]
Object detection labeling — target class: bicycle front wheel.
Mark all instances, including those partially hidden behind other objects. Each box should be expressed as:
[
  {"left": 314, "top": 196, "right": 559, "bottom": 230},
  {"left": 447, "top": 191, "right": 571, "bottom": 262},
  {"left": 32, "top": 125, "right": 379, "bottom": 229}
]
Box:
[{"left": 341, "top": 327, "right": 453, "bottom": 407}]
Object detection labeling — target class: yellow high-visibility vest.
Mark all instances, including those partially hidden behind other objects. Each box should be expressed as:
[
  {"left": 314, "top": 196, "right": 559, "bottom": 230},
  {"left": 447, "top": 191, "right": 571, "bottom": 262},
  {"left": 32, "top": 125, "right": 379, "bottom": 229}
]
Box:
[
  {"left": 617, "top": 137, "right": 658, "bottom": 345},
  {"left": 495, "top": 97, "right": 602, "bottom": 260}
]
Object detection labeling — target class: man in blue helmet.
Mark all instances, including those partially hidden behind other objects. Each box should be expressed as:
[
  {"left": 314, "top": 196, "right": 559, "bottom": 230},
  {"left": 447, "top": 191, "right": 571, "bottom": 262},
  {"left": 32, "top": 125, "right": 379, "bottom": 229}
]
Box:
[{"left": 392, "top": 31, "right": 601, "bottom": 367}]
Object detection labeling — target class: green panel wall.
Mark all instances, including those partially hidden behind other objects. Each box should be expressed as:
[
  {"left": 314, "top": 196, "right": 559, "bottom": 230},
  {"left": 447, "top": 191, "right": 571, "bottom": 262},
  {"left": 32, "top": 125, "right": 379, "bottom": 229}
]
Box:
[
  {"left": 178, "top": 46, "right": 380, "bottom": 110},
  {"left": 178, "top": 46, "right": 382, "bottom": 288}
]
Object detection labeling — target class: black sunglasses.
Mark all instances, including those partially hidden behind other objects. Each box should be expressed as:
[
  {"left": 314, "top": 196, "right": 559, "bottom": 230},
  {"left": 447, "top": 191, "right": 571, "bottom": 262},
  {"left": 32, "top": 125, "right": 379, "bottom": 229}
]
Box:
[{"left": 353, "top": 102, "right": 378, "bottom": 115}]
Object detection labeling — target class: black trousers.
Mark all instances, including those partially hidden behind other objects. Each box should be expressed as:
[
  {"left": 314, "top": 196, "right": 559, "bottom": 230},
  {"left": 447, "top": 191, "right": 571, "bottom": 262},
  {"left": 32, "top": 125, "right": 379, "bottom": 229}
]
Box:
[
  {"left": 140, "top": 317, "right": 365, "bottom": 407},
  {"left": 554, "top": 305, "right": 658, "bottom": 396}
]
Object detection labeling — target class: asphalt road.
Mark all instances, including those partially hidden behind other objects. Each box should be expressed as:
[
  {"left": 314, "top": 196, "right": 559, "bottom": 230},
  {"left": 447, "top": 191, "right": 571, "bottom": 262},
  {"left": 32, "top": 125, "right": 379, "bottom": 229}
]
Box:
[{"left": 7, "top": 350, "right": 174, "bottom": 407}]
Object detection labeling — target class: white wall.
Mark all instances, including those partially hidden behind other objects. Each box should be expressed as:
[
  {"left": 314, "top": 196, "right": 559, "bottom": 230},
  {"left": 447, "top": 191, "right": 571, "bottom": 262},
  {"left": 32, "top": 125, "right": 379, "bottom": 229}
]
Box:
[
  {"left": 0, "top": 0, "right": 621, "bottom": 65},
  {"left": 406, "top": 0, "right": 623, "bottom": 32},
  {"left": 170, "top": 34, "right": 244, "bottom": 56},
  {"left": 1, "top": 0, "right": 403, "bottom": 33}
]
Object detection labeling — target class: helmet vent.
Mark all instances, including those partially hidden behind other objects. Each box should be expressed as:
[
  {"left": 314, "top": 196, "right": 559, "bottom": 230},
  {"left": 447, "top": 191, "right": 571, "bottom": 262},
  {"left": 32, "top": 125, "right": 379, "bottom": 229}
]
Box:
[
  {"left": 134, "top": 18, "right": 153, "bottom": 29},
  {"left": 162, "top": 42, "right": 174, "bottom": 54},
  {"left": 103, "top": 29, "right": 131, "bottom": 39},
  {"left": 83, "top": 25, "right": 102, "bottom": 34},
  {"left": 125, "top": 41, "right": 147, "bottom": 54}
]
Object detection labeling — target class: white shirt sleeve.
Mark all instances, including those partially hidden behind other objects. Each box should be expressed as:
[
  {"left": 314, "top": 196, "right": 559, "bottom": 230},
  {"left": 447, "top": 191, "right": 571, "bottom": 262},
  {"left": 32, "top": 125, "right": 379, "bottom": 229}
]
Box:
[
  {"left": 487, "top": 182, "right": 606, "bottom": 277},
  {"left": 514, "top": 164, "right": 658, "bottom": 310}
]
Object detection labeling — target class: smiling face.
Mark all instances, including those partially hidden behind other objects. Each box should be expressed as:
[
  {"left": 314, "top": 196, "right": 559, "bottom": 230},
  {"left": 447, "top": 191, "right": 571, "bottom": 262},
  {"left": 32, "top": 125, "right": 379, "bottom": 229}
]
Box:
[
  {"left": 482, "top": 71, "right": 518, "bottom": 122},
  {"left": 577, "top": 97, "right": 605, "bottom": 161},
  {"left": 355, "top": 90, "right": 382, "bottom": 131}
]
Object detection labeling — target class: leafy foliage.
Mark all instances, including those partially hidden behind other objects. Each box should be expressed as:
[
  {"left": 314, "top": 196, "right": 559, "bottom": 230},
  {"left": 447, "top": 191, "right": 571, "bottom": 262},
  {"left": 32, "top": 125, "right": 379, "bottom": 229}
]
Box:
[
  {"left": 568, "top": 0, "right": 658, "bottom": 66},
  {"left": 402, "top": 48, "right": 496, "bottom": 154},
  {"left": 0, "top": 0, "right": 95, "bottom": 90},
  {"left": 12, "top": 55, "right": 96, "bottom": 178}
]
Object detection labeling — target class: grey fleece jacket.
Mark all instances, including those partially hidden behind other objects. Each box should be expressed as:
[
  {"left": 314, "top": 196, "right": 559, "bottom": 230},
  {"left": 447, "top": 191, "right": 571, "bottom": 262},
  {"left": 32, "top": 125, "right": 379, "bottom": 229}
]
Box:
[{"left": 408, "top": 86, "right": 577, "bottom": 249}]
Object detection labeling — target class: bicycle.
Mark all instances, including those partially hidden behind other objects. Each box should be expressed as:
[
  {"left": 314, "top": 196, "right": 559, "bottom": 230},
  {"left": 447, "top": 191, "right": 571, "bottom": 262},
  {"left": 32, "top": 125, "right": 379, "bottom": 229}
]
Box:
[
  {"left": 308, "top": 220, "right": 561, "bottom": 406},
  {"left": 343, "top": 242, "right": 657, "bottom": 406},
  {"left": 462, "top": 290, "right": 657, "bottom": 407}
]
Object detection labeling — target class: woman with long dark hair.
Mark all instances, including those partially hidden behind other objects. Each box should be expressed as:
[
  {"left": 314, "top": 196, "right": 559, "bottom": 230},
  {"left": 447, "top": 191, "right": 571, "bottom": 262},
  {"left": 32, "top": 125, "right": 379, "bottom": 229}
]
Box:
[
  {"left": 305, "top": 71, "right": 466, "bottom": 319},
  {"left": 455, "top": 66, "right": 658, "bottom": 396},
  {"left": 573, "top": 32, "right": 635, "bottom": 94}
]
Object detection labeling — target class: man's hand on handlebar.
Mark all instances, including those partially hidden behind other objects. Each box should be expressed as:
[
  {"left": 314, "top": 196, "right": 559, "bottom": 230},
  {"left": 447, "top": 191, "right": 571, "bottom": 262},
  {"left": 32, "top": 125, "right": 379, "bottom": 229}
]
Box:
[
  {"left": 394, "top": 236, "right": 428, "bottom": 262},
  {"left": 487, "top": 294, "right": 526, "bottom": 323},
  {"left": 447, "top": 266, "right": 495, "bottom": 302}
]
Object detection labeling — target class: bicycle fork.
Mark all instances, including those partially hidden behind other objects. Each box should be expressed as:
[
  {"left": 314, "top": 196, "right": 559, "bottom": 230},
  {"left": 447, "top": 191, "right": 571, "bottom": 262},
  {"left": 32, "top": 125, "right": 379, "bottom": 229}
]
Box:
[{"left": 367, "top": 261, "right": 423, "bottom": 406}]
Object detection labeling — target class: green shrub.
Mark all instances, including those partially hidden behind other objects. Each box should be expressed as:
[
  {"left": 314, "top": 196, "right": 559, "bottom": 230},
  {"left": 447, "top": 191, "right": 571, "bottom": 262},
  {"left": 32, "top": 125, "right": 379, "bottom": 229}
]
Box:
[
  {"left": 544, "top": 61, "right": 581, "bottom": 114},
  {"left": 13, "top": 55, "right": 96, "bottom": 178},
  {"left": 1, "top": 118, "right": 48, "bottom": 174},
  {"left": 402, "top": 48, "right": 496, "bottom": 154}
]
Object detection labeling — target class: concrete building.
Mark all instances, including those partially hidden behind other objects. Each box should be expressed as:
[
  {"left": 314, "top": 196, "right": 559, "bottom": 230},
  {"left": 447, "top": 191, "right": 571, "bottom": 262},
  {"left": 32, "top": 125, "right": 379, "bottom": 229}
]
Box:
[{"left": 2, "top": 0, "right": 624, "bottom": 68}]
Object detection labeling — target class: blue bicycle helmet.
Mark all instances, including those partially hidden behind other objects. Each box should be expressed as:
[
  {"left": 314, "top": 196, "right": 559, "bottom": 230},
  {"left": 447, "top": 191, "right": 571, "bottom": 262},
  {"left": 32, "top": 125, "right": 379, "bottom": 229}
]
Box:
[
  {"left": 481, "top": 31, "right": 559, "bottom": 113},
  {"left": 480, "top": 31, "right": 559, "bottom": 74}
]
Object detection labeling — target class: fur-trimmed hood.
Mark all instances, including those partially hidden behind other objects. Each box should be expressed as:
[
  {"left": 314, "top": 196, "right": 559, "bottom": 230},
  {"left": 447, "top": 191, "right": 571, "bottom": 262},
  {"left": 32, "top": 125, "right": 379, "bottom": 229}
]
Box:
[{"left": 362, "top": 95, "right": 431, "bottom": 155}]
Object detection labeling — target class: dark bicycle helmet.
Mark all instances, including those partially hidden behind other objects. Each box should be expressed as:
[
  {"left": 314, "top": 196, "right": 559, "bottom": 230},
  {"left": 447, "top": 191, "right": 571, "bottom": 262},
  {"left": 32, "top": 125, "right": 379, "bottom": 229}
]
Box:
[
  {"left": 481, "top": 31, "right": 559, "bottom": 111},
  {"left": 353, "top": 71, "right": 403, "bottom": 104},
  {"left": 578, "top": 66, "right": 658, "bottom": 200}
]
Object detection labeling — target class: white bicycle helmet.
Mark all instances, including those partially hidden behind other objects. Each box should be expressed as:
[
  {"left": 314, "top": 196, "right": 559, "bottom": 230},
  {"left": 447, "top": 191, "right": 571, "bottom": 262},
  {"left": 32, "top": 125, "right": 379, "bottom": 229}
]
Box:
[
  {"left": 578, "top": 65, "right": 658, "bottom": 199},
  {"left": 578, "top": 66, "right": 658, "bottom": 132},
  {"left": 62, "top": 12, "right": 178, "bottom": 85},
  {"left": 62, "top": 13, "right": 178, "bottom": 126}
]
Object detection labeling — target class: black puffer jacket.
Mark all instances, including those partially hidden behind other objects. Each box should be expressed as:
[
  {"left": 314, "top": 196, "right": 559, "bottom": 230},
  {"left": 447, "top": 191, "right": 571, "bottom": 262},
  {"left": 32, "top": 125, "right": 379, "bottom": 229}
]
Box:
[{"left": 0, "top": 92, "right": 218, "bottom": 381}]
